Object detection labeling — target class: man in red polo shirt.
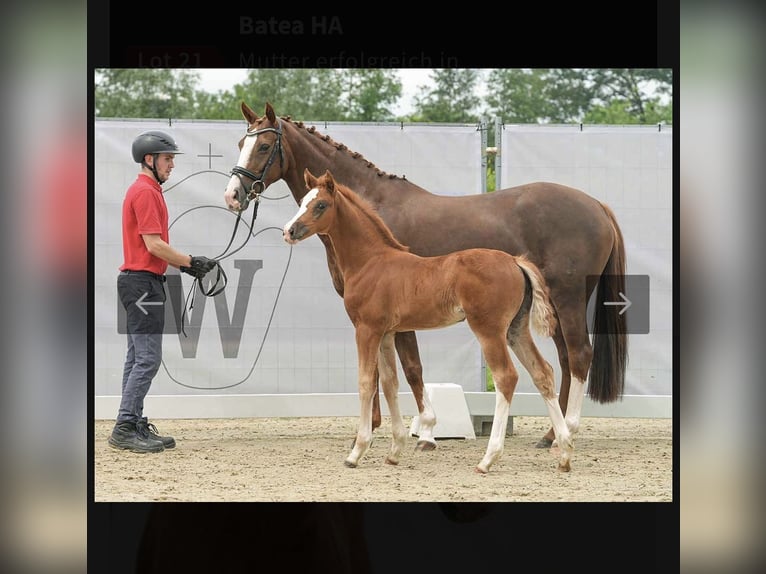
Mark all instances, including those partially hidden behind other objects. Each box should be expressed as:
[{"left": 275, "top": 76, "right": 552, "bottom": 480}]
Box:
[{"left": 109, "top": 131, "right": 217, "bottom": 453}]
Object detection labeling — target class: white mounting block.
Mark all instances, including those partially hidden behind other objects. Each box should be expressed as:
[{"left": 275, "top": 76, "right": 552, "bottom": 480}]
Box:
[{"left": 409, "top": 383, "right": 476, "bottom": 440}]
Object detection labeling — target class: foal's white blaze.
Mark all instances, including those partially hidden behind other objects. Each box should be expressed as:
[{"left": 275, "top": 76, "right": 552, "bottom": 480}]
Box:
[
  {"left": 283, "top": 187, "right": 319, "bottom": 240},
  {"left": 224, "top": 134, "right": 259, "bottom": 203}
]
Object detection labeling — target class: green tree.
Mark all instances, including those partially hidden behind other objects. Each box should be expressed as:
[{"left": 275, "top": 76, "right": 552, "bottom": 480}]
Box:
[
  {"left": 583, "top": 98, "right": 673, "bottom": 124},
  {"left": 193, "top": 90, "right": 242, "bottom": 120},
  {"left": 411, "top": 69, "right": 482, "bottom": 123},
  {"left": 485, "top": 69, "right": 555, "bottom": 122},
  {"left": 341, "top": 69, "right": 402, "bottom": 121},
  {"left": 588, "top": 68, "right": 673, "bottom": 123},
  {"left": 485, "top": 69, "right": 592, "bottom": 123},
  {"left": 484, "top": 68, "right": 672, "bottom": 124},
  {"left": 231, "top": 69, "right": 347, "bottom": 121},
  {"left": 95, "top": 69, "right": 200, "bottom": 118}
]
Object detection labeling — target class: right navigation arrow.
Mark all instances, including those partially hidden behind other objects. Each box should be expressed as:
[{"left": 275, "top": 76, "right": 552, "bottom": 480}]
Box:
[{"left": 603, "top": 292, "right": 632, "bottom": 315}]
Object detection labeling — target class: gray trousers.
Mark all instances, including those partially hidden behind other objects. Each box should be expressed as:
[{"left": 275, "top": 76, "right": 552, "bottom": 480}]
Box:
[{"left": 117, "top": 271, "right": 166, "bottom": 425}]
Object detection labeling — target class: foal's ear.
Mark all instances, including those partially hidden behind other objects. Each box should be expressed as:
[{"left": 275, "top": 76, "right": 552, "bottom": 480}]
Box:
[
  {"left": 323, "top": 170, "right": 336, "bottom": 194},
  {"left": 304, "top": 168, "right": 318, "bottom": 190},
  {"left": 241, "top": 101, "right": 258, "bottom": 124}
]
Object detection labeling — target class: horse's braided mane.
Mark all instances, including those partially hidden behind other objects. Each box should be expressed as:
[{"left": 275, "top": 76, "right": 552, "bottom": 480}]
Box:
[
  {"left": 328, "top": 177, "right": 410, "bottom": 252},
  {"left": 282, "top": 115, "right": 406, "bottom": 181}
]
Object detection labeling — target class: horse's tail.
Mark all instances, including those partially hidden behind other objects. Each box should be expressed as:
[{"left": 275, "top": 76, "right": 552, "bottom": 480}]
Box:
[
  {"left": 588, "top": 202, "right": 628, "bottom": 403},
  {"left": 515, "top": 256, "right": 557, "bottom": 338}
]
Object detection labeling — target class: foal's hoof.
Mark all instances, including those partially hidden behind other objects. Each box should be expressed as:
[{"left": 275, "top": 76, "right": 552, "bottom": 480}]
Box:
[
  {"left": 344, "top": 460, "right": 358, "bottom": 468},
  {"left": 414, "top": 440, "right": 437, "bottom": 452},
  {"left": 557, "top": 461, "right": 571, "bottom": 473},
  {"left": 474, "top": 465, "right": 488, "bottom": 474},
  {"left": 535, "top": 437, "right": 554, "bottom": 449},
  {"left": 385, "top": 457, "right": 399, "bottom": 466}
]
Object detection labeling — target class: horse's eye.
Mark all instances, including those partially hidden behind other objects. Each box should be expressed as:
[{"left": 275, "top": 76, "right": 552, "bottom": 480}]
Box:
[
  {"left": 258, "top": 143, "right": 270, "bottom": 153},
  {"left": 315, "top": 201, "right": 327, "bottom": 211}
]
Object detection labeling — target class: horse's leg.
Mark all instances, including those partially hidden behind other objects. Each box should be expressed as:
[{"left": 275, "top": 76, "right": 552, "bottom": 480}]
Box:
[
  {"left": 378, "top": 333, "right": 407, "bottom": 465},
  {"left": 394, "top": 331, "right": 436, "bottom": 451},
  {"left": 509, "top": 326, "right": 572, "bottom": 472},
  {"left": 537, "top": 323, "right": 571, "bottom": 448},
  {"left": 473, "top": 334, "right": 518, "bottom": 474},
  {"left": 539, "top": 284, "right": 594, "bottom": 439},
  {"left": 561, "top": 309, "right": 593, "bottom": 434},
  {"left": 345, "top": 325, "right": 383, "bottom": 468}
]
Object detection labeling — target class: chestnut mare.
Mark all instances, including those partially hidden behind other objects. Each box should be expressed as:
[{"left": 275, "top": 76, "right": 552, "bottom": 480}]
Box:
[
  {"left": 224, "top": 102, "right": 627, "bottom": 450},
  {"left": 283, "top": 169, "right": 573, "bottom": 472}
]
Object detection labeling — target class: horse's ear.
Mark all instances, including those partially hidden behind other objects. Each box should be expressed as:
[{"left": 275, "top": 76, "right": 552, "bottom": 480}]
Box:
[
  {"left": 265, "top": 102, "right": 277, "bottom": 123},
  {"left": 304, "top": 168, "right": 318, "bottom": 190},
  {"left": 241, "top": 101, "right": 258, "bottom": 124}
]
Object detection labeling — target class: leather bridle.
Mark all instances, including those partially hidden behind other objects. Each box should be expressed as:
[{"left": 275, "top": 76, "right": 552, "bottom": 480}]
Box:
[{"left": 229, "top": 119, "right": 284, "bottom": 213}]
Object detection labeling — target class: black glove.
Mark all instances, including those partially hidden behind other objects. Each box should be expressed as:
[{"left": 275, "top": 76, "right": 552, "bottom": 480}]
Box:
[{"left": 180, "top": 255, "right": 218, "bottom": 279}]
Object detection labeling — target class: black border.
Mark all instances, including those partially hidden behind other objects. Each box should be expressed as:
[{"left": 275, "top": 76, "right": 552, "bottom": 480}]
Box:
[{"left": 89, "top": 6, "right": 679, "bottom": 572}]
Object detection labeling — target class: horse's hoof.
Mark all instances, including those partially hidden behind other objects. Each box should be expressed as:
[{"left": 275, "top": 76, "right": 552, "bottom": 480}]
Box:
[
  {"left": 414, "top": 440, "right": 437, "bottom": 452},
  {"left": 344, "top": 460, "right": 357, "bottom": 468},
  {"left": 474, "top": 465, "right": 488, "bottom": 474},
  {"left": 557, "top": 461, "right": 571, "bottom": 473},
  {"left": 385, "top": 457, "right": 399, "bottom": 465},
  {"left": 535, "top": 437, "right": 553, "bottom": 449}
]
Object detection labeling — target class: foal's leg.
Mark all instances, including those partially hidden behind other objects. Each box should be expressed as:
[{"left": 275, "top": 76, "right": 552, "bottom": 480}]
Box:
[
  {"left": 474, "top": 335, "right": 518, "bottom": 474},
  {"left": 319, "top": 235, "right": 386, "bottom": 440},
  {"left": 346, "top": 326, "right": 383, "bottom": 468},
  {"left": 509, "top": 328, "right": 572, "bottom": 472},
  {"left": 349, "top": 378, "right": 380, "bottom": 450},
  {"left": 394, "top": 331, "right": 437, "bottom": 450},
  {"left": 378, "top": 333, "right": 407, "bottom": 465}
]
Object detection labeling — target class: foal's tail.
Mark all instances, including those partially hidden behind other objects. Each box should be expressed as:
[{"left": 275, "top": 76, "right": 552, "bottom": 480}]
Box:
[
  {"left": 588, "top": 202, "right": 628, "bottom": 403},
  {"left": 515, "top": 256, "right": 557, "bottom": 338}
]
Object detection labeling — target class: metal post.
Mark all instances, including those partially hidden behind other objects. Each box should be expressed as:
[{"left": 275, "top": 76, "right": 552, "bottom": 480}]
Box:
[{"left": 494, "top": 117, "right": 503, "bottom": 191}]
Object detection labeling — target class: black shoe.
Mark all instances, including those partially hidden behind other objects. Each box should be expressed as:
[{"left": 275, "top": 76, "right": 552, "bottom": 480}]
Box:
[
  {"left": 109, "top": 422, "right": 164, "bottom": 453},
  {"left": 138, "top": 418, "right": 176, "bottom": 449}
]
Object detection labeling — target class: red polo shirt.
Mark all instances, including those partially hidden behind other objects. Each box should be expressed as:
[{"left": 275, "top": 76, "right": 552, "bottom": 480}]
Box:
[{"left": 119, "top": 173, "right": 169, "bottom": 275}]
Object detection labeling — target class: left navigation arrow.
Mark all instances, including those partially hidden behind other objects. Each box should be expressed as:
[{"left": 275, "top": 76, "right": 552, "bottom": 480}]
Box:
[{"left": 135, "top": 292, "right": 164, "bottom": 315}]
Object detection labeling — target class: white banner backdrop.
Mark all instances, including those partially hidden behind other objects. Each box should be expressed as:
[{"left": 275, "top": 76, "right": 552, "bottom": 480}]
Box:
[
  {"left": 95, "top": 119, "right": 484, "bottom": 413},
  {"left": 500, "top": 124, "right": 673, "bottom": 399}
]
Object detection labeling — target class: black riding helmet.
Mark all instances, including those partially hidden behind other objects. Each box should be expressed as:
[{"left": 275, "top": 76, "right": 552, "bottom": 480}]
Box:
[{"left": 131, "top": 131, "right": 184, "bottom": 183}]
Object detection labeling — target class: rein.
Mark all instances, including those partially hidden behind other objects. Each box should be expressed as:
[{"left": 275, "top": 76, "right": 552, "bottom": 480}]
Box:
[{"left": 179, "top": 120, "right": 283, "bottom": 336}]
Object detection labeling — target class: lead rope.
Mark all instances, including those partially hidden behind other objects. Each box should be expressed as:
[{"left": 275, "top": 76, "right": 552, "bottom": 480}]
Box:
[
  {"left": 180, "top": 193, "right": 261, "bottom": 336},
  {"left": 179, "top": 120, "right": 283, "bottom": 336}
]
